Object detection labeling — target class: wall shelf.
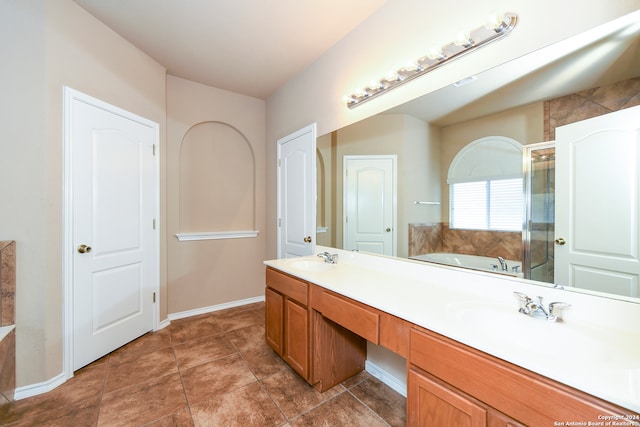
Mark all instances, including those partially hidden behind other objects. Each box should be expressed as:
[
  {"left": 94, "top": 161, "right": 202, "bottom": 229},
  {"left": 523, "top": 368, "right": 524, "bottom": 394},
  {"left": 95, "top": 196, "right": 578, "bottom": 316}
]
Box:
[{"left": 176, "top": 231, "right": 259, "bottom": 242}]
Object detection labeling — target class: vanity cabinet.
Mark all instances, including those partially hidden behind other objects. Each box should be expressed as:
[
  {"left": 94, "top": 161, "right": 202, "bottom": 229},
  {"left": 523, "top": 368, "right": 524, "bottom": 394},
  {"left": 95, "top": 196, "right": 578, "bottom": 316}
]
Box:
[
  {"left": 265, "top": 264, "right": 638, "bottom": 424},
  {"left": 265, "top": 268, "right": 367, "bottom": 389},
  {"left": 265, "top": 267, "right": 310, "bottom": 380},
  {"left": 408, "top": 327, "right": 631, "bottom": 426}
]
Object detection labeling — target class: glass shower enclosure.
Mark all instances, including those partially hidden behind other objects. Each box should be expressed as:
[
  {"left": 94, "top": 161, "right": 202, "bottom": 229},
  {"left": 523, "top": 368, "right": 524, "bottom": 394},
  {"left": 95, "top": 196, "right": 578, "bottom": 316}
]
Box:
[{"left": 523, "top": 142, "right": 556, "bottom": 283}]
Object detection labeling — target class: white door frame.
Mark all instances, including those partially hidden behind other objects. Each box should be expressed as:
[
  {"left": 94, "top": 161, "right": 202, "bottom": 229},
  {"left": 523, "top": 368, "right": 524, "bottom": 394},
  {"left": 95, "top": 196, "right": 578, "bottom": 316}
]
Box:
[{"left": 62, "top": 87, "right": 160, "bottom": 379}]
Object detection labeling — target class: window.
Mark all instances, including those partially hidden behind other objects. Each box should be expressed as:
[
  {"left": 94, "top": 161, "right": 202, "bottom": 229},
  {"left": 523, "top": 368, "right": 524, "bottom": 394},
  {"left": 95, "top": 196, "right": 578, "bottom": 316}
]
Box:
[
  {"left": 447, "top": 136, "right": 524, "bottom": 231},
  {"left": 450, "top": 178, "right": 523, "bottom": 231}
]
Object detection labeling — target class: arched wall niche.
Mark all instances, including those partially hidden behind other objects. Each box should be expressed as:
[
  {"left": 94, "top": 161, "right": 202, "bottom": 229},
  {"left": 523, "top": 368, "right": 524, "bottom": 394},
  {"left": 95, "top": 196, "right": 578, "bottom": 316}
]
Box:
[{"left": 176, "top": 121, "right": 258, "bottom": 241}]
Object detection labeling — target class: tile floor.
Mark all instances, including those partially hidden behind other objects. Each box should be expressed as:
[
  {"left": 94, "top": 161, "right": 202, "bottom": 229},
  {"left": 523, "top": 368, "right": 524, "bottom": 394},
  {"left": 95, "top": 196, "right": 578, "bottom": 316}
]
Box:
[{"left": 0, "top": 302, "right": 406, "bottom": 426}]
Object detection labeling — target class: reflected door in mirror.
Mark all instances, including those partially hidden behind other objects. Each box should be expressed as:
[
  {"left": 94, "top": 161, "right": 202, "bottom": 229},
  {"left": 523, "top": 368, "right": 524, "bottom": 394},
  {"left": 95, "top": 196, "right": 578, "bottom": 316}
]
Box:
[
  {"left": 555, "top": 105, "right": 640, "bottom": 298},
  {"left": 343, "top": 155, "right": 396, "bottom": 256}
]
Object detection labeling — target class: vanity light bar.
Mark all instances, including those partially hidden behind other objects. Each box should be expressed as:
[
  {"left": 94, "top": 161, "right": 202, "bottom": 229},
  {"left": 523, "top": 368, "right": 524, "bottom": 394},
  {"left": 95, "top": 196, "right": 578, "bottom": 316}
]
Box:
[{"left": 344, "top": 12, "right": 518, "bottom": 109}]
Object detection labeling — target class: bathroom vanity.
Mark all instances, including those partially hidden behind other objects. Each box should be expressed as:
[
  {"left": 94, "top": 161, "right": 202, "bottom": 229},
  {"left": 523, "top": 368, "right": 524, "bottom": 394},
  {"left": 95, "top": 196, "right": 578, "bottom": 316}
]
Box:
[{"left": 264, "top": 247, "right": 640, "bottom": 426}]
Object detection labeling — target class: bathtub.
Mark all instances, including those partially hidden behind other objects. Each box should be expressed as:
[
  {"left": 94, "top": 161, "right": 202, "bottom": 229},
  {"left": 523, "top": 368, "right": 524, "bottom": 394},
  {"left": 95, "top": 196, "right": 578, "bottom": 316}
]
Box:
[{"left": 410, "top": 252, "right": 523, "bottom": 277}]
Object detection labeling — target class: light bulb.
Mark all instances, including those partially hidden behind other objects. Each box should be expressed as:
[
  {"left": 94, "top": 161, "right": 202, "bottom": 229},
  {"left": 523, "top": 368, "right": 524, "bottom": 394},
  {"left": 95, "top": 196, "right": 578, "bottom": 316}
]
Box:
[
  {"left": 426, "top": 45, "right": 446, "bottom": 60},
  {"left": 454, "top": 30, "right": 473, "bottom": 47},
  {"left": 384, "top": 71, "right": 399, "bottom": 82},
  {"left": 485, "top": 12, "right": 507, "bottom": 32}
]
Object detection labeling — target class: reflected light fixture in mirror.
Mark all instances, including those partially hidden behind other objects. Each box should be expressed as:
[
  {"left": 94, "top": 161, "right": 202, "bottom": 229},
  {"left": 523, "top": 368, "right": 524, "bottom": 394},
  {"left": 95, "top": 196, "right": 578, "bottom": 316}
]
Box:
[{"left": 344, "top": 12, "right": 518, "bottom": 109}]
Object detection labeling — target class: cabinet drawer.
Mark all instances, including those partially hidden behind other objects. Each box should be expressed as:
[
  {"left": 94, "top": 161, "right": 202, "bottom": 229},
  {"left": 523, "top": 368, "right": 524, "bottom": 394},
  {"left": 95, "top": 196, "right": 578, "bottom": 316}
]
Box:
[
  {"left": 266, "top": 267, "right": 308, "bottom": 305},
  {"left": 312, "top": 287, "right": 379, "bottom": 343},
  {"left": 410, "top": 328, "right": 633, "bottom": 426},
  {"left": 380, "top": 312, "right": 410, "bottom": 357}
]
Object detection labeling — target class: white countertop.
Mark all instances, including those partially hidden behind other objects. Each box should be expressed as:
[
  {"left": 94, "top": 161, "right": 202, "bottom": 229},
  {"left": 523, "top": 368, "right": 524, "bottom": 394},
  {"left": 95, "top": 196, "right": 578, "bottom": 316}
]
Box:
[{"left": 265, "top": 246, "right": 640, "bottom": 414}]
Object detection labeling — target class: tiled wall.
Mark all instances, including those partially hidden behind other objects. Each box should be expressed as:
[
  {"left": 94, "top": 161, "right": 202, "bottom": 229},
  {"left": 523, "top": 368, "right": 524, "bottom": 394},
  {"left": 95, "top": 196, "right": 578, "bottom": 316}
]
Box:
[
  {"left": 0, "top": 241, "right": 16, "bottom": 414},
  {"left": 544, "top": 77, "right": 640, "bottom": 140},
  {"left": 0, "top": 242, "right": 15, "bottom": 327},
  {"left": 408, "top": 223, "right": 521, "bottom": 260}
]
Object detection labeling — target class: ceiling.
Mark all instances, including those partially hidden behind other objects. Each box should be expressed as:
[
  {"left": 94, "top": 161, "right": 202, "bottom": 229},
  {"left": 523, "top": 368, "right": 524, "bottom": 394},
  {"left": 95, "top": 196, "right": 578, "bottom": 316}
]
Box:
[{"left": 73, "top": 0, "right": 388, "bottom": 99}]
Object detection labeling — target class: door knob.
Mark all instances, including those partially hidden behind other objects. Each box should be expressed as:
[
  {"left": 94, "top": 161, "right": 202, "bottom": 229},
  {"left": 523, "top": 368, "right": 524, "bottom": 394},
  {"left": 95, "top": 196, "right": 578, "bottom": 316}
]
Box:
[
  {"left": 386, "top": 228, "right": 391, "bottom": 232},
  {"left": 554, "top": 238, "right": 566, "bottom": 245},
  {"left": 77, "top": 244, "right": 92, "bottom": 253},
  {"left": 303, "top": 236, "right": 312, "bottom": 243}
]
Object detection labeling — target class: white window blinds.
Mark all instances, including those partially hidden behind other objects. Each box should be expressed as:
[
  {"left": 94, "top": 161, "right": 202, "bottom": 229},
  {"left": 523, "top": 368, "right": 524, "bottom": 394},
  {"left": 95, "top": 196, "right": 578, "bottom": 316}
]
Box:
[{"left": 450, "top": 178, "right": 523, "bottom": 231}]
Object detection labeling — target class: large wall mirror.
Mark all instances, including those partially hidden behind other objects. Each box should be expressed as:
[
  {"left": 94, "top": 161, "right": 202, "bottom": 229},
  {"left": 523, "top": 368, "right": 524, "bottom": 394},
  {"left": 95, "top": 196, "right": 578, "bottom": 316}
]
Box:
[{"left": 316, "top": 11, "right": 640, "bottom": 303}]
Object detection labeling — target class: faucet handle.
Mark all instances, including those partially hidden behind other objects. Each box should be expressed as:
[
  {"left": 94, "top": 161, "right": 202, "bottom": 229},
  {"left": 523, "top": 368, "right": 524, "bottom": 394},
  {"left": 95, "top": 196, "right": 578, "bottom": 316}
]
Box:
[
  {"left": 513, "top": 292, "right": 531, "bottom": 312},
  {"left": 548, "top": 301, "right": 571, "bottom": 322}
]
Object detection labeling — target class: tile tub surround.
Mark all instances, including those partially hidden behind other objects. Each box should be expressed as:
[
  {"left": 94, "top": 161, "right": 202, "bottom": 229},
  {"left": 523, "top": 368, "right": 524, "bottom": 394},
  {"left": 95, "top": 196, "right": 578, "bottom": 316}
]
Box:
[
  {"left": 408, "top": 223, "right": 522, "bottom": 261},
  {"left": 0, "top": 329, "right": 15, "bottom": 418},
  {"left": 0, "top": 242, "right": 15, "bottom": 326},
  {"left": 266, "top": 246, "right": 640, "bottom": 413},
  {"left": 0, "top": 242, "right": 15, "bottom": 415},
  {"left": 0, "top": 302, "right": 405, "bottom": 426}
]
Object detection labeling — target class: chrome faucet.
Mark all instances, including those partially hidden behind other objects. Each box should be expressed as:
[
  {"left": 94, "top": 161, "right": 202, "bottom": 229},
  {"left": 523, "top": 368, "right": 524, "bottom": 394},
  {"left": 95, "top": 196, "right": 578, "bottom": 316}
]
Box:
[
  {"left": 317, "top": 251, "right": 338, "bottom": 264},
  {"left": 513, "top": 292, "right": 571, "bottom": 322},
  {"left": 497, "top": 256, "right": 508, "bottom": 271}
]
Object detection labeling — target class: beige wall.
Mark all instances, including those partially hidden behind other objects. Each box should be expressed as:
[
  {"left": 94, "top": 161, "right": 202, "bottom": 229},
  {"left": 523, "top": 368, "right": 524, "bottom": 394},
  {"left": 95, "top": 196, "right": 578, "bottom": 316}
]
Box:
[
  {"left": 0, "top": 1, "right": 167, "bottom": 387},
  {"left": 265, "top": 0, "right": 640, "bottom": 260},
  {"left": 166, "top": 76, "right": 266, "bottom": 315}
]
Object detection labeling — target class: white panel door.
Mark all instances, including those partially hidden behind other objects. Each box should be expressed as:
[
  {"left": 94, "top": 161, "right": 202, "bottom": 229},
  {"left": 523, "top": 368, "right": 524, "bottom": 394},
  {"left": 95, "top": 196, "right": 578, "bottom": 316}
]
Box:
[
  {"left": 69, "top": 90, "right": 158, "bottom": 370},
  {"left": 555, "top": 105, "right": 640, "bottom": 297},
  {"left": 277, "top": 124, "right": 316, "bottom": 258},
  {"left": 343, "top": 156, "right": 396, "bottom": 255}
]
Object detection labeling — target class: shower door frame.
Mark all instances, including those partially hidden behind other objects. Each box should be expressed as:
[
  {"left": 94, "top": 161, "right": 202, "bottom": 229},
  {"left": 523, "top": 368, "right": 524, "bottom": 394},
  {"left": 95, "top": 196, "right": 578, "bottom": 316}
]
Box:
[{"left": 522, "top": 141, "right": 556, "bottom": 282}]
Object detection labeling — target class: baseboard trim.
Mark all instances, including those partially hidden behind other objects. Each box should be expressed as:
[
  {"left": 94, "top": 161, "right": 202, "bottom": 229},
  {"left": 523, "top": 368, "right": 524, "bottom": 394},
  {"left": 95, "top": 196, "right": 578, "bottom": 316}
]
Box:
[
  {"left": 167, "top": 295, "right": 265, "bottom": 321},
  {"left": 14, "top": 372, "right": 66, "bottom": 401},
  {"left": 365, "top": 360, "right": 407, "bottom": 397},
  {"left": 156, "top": 317, "right": 171, "bottom": 331}
]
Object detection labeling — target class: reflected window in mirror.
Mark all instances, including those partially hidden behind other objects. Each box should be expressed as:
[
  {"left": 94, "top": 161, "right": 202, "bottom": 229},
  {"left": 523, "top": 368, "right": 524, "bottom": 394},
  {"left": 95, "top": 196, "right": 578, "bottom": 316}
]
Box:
[
  {"left": 448, "top": 136, "right": 523, "bottom": 231},
  {"left": 450, "top": 178, "right": 522, "bottom": 231}
]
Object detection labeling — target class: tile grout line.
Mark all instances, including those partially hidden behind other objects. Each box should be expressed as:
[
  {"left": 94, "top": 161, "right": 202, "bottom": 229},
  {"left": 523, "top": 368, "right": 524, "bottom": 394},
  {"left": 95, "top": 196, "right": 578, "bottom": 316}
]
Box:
[
  {"left": 345, "top": 386, "right": 394, "bottom": 427},
  {"left": 93, "top": 354, "right": 112, "bottom": 427},
  {"left": 171, "top": 344, "right": 197, "bottom": 427}
]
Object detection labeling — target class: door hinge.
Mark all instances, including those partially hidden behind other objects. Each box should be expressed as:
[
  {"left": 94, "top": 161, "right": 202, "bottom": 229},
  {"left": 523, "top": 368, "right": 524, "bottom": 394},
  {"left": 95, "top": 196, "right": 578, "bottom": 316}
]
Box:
[
  {"left": 153, "top": 219, "right": 156, "bottom": 230},
  {"left": 152, "top": 292, "right": 156, "bottom": 303},
  {"left": 152, "top": 144, "right": 156, "bottom": 156},
  {"left": 278, "top": 218, "right": 281, "bottom": 227},
  {"left": 278, "top": 158, "right": 281, "bottom": 167}
]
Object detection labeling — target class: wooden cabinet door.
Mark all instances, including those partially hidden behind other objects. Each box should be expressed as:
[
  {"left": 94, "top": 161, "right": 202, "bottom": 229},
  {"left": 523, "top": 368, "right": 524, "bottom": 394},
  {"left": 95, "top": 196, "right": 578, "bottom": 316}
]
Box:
[
  {"left": 488, "top": 409, "right": 526, "bottom": 427},
  {"left": 408, "top": 368, "right": 486, "bottom": 427},
  {"left": 265, "top": 287, "right": 284, "bottom": 355},
  {"left": 284, "top": 298, "right": 309, "bottom": 379}
]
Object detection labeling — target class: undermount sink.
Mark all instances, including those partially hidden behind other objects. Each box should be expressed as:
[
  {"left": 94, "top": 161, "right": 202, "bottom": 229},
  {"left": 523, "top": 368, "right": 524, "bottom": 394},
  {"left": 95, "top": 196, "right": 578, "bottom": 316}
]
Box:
[{"left": 285, "top": 258, "right": 336, "bottom": 273}]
